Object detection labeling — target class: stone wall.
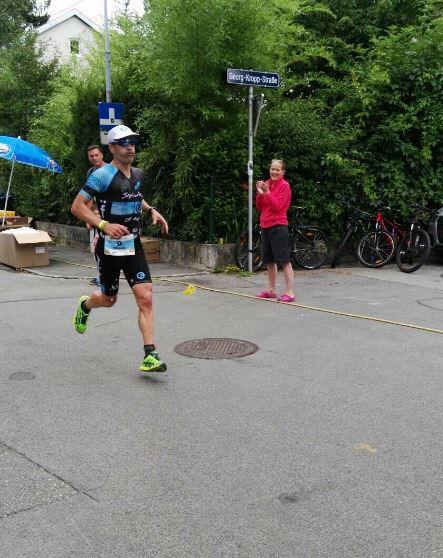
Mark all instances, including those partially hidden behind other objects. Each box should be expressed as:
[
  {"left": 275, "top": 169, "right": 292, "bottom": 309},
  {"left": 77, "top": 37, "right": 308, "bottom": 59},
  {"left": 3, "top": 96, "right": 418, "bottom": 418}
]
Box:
[
  {"left": 35, "top": 221, "right": 235, "bottom": 269},
  {"left": 160, "top": 239, "right": 235, "bottom": 269},
  {"left": 36, "top": 221, "right": 89, "bottom": 247}
]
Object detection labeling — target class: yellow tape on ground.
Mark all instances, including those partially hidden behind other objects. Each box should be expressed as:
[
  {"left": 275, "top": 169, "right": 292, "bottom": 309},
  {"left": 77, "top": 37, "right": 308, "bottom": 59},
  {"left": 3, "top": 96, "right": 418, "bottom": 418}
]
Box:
[
  {"left": 159, "top": 277, "right": 443, "bottom": 335},
  {"left": 49, "top": 259, "right": 96, "bottom": 269}
]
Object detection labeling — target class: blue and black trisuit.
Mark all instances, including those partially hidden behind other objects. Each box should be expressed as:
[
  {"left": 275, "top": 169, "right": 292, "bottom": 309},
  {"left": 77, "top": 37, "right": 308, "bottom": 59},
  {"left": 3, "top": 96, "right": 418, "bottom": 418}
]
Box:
[{"left": 79, "top": 163, "right": 151, "bottom": 296}]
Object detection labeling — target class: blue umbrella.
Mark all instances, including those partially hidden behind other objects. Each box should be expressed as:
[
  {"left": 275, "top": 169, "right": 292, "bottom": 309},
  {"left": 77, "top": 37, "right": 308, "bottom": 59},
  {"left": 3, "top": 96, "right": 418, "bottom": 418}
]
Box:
[{"left": 0, "top": 136, "right": 62, "bottom": 225}]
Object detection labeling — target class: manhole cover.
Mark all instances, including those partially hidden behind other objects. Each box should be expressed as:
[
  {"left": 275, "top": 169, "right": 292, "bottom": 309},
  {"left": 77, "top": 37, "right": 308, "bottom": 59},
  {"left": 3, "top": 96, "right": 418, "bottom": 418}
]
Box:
[
  {"left": 174, "top": 338, "right": 258, "bottom": 359},
  {"left": 9, "top": 372, "right": 35, "bottom": 381}
]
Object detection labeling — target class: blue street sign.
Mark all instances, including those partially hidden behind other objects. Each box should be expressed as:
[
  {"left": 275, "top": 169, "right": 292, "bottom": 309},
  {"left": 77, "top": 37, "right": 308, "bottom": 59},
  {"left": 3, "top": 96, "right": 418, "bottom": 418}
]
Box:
[
  {"left": 98, "top": 102, "right": 124, "bottom": 130},
  {"left": 226, "top": 69, "right": 280, "bottom": 89}
]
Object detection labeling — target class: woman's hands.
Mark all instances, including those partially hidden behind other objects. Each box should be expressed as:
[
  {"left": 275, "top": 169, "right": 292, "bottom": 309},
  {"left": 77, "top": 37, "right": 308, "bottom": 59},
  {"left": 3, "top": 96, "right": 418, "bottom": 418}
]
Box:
[{"left": 256, "top": 180, "right": 269, "bottom": 195}]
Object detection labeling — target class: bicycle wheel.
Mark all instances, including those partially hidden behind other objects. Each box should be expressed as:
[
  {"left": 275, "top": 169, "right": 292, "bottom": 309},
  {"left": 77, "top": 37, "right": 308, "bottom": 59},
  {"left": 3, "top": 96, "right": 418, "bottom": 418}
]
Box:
[
  {"left": 331, "top": 227, "right": 354, "bottom": 268},
  {"left": 396, "top": 229, "right": 430, "bottom": 273},
  {"left": 357, "top": 230, "right": 395, "bottom": 268},
  {"left": 234, "top": 228, "right": 263, "bottom": 271},
  {"left": 292, "top": 227, "right": 328, "bottom": 269}
]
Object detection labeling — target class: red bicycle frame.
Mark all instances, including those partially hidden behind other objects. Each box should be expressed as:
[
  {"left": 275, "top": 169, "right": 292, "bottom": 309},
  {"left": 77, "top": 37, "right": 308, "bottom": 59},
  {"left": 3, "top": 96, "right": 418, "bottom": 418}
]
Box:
[{"left": 374, "top": 209, "right": 405, "bottom": 245}]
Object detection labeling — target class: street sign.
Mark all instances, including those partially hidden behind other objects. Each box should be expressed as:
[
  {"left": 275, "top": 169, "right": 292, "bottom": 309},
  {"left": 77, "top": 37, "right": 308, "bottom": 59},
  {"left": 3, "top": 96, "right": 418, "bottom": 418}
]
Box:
[
  {"left": 226, "top": 68, "right": 280, "bottom": 89},
  {"left": 98, "top": 102, "right": 124, "bottom": 131}
]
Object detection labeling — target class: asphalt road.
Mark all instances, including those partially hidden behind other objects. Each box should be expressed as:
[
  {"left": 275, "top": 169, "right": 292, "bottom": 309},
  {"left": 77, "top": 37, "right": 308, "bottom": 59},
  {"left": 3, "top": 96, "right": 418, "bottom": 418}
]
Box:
[{"left": 0, "top": 248, "right": 442, "bottom": 557}]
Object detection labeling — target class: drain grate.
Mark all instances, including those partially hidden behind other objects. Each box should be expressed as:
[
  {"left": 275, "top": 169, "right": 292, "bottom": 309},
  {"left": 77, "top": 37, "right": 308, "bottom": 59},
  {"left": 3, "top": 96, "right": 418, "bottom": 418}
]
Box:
[{"left": 174, "top": 338, "right": 258, "bottom": 360}]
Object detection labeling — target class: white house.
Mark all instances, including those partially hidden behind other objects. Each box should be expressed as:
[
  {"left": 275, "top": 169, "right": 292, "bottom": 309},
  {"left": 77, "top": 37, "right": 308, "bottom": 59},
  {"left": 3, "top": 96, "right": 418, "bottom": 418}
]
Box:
[{"left": 36, "top": 9, "right": 103, "bottom": 64}]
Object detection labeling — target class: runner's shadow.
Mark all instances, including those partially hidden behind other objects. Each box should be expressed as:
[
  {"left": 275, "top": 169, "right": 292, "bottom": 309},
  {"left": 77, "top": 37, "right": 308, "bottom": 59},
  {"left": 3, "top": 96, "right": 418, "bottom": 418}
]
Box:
[{"left": 137, "top": 373, "right": 169, "bottom": 385}]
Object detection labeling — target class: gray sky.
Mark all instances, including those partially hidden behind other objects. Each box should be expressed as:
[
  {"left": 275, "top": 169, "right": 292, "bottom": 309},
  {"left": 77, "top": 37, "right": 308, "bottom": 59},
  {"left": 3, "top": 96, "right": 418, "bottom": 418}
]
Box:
[{"left": 46, "top": 0, "right": 144, "bottom": 24}]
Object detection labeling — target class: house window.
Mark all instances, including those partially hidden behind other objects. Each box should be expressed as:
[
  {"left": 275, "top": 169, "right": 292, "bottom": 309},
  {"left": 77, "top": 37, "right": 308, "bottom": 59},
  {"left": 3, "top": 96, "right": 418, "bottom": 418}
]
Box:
[{"left": 70, "top": 39, "right": 80, "bottom": 54}]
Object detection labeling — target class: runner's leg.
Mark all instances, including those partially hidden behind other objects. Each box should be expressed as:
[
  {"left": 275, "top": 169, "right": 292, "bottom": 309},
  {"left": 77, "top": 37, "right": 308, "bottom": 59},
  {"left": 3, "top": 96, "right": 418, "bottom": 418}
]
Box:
[
  {"left": 84, "top": 291, "right": 117, "bottom": 309},
  {"left": 132, "top": 282, "right": 154, "bottom": 345}
]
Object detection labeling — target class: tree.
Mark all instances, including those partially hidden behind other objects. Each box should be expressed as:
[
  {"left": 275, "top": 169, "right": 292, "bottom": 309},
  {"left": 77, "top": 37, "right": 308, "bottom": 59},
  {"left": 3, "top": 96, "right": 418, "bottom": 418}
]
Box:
[
  {"left": 0, "top": 0, "right": 49, "bottom": 48},
  {"left": 0, "top": 0, "right": 56, "bottom": 138},
  {"left": 0, "top": 34, "right": 58, "bottom": 137},
  {"left": 0, "top": 0, "right": 57, "bottom": 205},
  {"left": 354, "top": 18, "right": 443, "bottom": 209},
  {"left": 281, "top": 0, "right": 442, "bottom": 217}
]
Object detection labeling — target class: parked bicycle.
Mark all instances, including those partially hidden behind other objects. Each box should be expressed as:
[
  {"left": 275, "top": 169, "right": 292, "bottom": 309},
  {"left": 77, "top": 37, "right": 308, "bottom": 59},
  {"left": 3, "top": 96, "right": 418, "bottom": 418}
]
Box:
[
  {"left": 235, "top": 226, "right": 263, "bottom": 272},
  {"left": 330, "top": 202, "right": 374, "bottom": 268},
  {"left": 395, "top": 204, "right": 432, "bottom": 273},
  {"left": 356, "top": 204, "right": 403, "bottom": 268},
  {"left": 235, "top": 206, "right": 329, "bottom": 271}
]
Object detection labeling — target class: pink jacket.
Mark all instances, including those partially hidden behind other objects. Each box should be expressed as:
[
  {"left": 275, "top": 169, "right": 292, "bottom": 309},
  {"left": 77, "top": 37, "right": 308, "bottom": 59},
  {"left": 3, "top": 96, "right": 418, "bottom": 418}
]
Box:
[{"left": 256, "top": 177, "right": 291, "bottom": 228}]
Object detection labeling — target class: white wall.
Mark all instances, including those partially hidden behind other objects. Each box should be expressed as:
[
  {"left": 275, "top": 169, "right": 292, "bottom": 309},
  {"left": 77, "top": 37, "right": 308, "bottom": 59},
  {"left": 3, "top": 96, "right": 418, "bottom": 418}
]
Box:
[{"left": 37, "top": 16, "right": 99, "bottom": 63}]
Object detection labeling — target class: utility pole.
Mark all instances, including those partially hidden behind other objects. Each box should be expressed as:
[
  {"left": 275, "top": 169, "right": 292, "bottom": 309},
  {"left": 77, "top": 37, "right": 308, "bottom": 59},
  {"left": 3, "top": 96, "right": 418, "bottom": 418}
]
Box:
[
  {"left": 104, "top": 0, "right": 112, "bottom": 102},
  {"left": 247, "top": 85, "right": 254, "bottom": 273}
]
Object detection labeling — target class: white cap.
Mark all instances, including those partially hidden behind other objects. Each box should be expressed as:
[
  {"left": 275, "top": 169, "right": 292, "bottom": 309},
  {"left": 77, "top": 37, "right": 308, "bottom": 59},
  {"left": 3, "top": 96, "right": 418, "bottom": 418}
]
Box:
[{"left": 107, "top": 125, "right": 140, "bottom": 144}]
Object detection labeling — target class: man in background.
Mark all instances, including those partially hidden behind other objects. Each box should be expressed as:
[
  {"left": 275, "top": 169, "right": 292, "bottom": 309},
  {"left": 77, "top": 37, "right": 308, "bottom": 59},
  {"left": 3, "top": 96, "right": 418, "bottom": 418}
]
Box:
[
  {"left": 86, "top": 145, "right": 106, "bottom": 285},
  {"left": 86, "top": 144, "right": 105, "bottom": 176}
]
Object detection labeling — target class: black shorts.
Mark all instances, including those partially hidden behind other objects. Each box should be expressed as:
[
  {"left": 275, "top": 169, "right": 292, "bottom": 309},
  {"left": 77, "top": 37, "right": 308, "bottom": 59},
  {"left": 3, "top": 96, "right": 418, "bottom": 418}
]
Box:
[
  {"left": 261, "top": 225, "right": 290, "bottom": 265},
  {"left": 95, "top": 236, "right": 152, "bottom": 296}
]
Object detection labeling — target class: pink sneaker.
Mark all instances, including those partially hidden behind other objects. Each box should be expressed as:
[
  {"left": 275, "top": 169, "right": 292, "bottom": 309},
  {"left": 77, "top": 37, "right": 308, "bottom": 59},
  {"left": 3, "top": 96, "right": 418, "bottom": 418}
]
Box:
[
  {"left": 279, "top": 293, "right": 295, "bottom": 302},
  {"left": 256, "top": 291, "right": 277, "bottom": 299}
]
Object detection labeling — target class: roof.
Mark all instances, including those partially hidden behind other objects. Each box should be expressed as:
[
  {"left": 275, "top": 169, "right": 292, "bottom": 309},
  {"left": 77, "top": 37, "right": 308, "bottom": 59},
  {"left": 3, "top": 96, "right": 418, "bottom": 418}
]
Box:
[{"left": 37, "top": 8, "right": 103, "bottom": 35}]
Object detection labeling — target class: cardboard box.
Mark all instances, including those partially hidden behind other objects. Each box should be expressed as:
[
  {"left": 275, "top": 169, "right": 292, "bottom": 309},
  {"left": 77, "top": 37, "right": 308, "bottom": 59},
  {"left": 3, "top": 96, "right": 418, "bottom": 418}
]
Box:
[
  {"left": 0, "top": 217, "right": 32, "bottom": 231},
  {"left": 0, "top": 229, "right": 52, "bottom": 268},
  {"left": 140, "top": 236, "right": 160, "bottom": 263}
]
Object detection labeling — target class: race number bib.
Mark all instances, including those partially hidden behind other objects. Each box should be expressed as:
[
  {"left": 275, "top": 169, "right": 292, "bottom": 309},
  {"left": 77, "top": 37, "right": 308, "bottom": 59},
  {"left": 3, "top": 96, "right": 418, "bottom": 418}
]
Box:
[{"left": 104, "top": 234, "right": 135, "bottom": 256}]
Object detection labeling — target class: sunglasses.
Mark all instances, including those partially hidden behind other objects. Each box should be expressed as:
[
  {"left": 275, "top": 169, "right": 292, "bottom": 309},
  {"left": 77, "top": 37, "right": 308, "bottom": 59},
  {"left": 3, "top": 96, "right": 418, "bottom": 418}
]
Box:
[{"left": 113, "top": 138, "right": 137, "bottom": 147}]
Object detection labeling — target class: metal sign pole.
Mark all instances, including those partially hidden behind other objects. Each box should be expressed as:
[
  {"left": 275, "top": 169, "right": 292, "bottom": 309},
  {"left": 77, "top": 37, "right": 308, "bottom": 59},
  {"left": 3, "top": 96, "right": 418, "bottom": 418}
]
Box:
[
  {"left": 209, "top": 177, "right": 215, "bottom": 243},
  {"left": 248, "top": 85, "right": 254, "bottom": 274},
  {"left": 104, "top": 0, "right": 112, "bottom": 102},
  {"left": 2, "top": 158, "right": 15, "bottom": 227}
]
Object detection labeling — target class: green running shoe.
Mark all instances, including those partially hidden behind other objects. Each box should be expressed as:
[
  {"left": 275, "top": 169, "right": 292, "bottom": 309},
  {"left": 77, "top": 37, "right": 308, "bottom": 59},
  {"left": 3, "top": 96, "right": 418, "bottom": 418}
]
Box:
[
  {"left": 73, "top": 295, "right": 90, "bottom": 334},
  {"left": 139, "top": 351, "right": 167, "bottom": 373}
]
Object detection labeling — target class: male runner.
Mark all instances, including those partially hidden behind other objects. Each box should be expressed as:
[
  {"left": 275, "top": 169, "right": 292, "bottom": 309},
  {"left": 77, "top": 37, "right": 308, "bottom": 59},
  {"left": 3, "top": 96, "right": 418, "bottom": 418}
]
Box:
[{"left": 71, "top": 125, "right": 169, "bottom": 373}]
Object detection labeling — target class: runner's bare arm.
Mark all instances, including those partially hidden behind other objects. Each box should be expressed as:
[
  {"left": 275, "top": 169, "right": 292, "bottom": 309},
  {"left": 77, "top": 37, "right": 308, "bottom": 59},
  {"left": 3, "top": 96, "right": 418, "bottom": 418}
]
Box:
[
  {"left": 85, "top": 199, "right": 100, "bottom": 229},
  {"left": 142, "top": 200, "right": 169, "bottom": 234},
  {"left": 71, "top": 194, "right": 129, "bottom": 239}
]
